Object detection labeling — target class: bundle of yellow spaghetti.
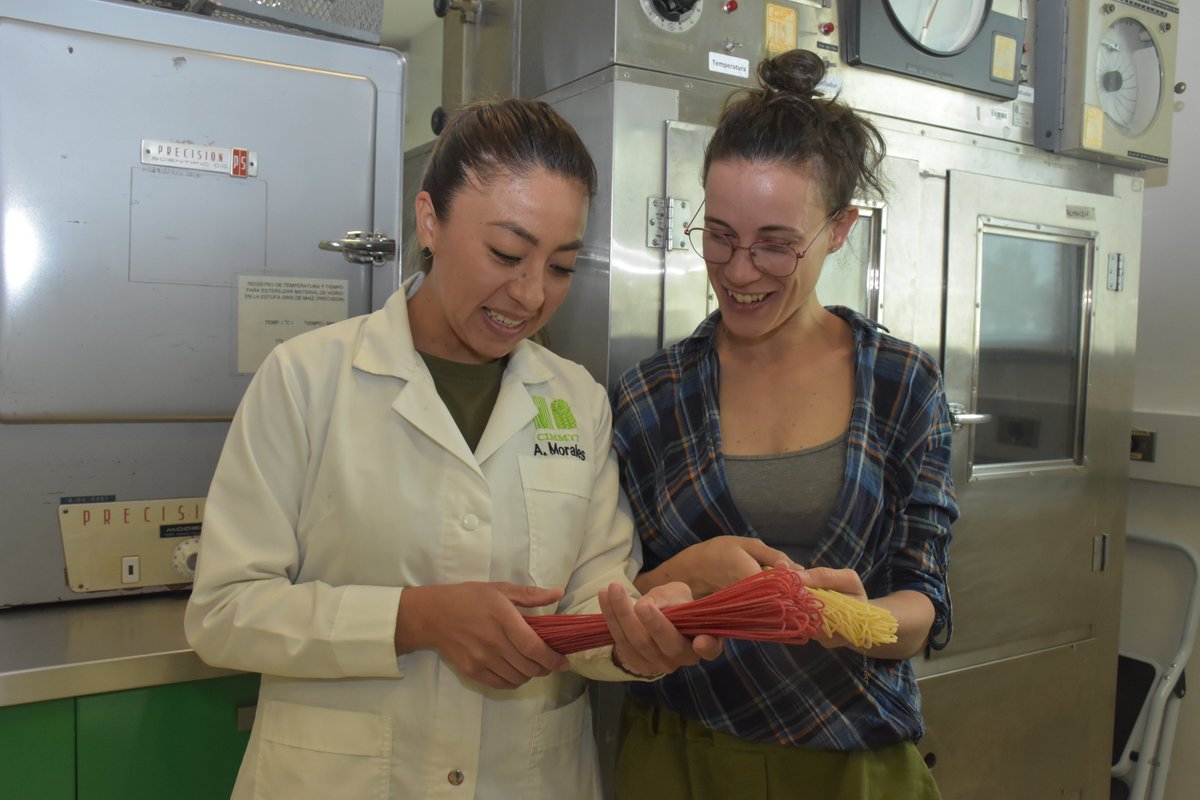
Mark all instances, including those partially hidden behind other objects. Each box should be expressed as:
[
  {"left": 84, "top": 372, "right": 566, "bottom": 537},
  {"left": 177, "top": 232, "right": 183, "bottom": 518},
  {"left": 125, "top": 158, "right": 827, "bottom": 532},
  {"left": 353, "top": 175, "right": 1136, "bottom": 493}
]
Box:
[{"left": 806, "top": 586, "right": 898, "bottom": 649}]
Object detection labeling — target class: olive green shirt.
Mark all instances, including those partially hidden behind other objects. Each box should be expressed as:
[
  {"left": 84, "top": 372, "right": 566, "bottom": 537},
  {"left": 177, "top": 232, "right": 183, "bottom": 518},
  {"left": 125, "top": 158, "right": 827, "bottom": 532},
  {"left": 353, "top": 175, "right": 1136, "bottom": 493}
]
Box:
[{"left": 418, "top": 351, "right": 506, "bottom": 452}]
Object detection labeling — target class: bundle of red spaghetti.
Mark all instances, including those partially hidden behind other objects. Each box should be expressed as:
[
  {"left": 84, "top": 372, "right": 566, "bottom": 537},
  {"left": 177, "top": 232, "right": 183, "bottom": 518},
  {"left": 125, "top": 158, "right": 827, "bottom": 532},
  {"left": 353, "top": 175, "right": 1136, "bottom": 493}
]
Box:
[{"left": 527, "top": 568, "right": 898, "bottom": 655}]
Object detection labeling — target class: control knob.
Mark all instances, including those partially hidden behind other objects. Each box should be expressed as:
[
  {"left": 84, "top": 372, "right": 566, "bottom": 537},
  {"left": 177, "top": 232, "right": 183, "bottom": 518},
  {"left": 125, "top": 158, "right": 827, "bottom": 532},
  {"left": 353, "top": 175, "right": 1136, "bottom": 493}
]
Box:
[
  {"left": 172, "top": 538, "right": 201, "bottom": 579},
  {"left": 651, "top": 0, "right": 699, "bottom": 22}
]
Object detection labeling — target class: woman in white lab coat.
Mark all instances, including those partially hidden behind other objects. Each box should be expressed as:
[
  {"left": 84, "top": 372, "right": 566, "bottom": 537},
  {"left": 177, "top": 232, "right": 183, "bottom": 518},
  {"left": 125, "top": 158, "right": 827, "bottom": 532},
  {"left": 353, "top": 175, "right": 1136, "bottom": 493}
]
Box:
[{"left": 185, "top": 98, "right": 717, "bottom": 800}]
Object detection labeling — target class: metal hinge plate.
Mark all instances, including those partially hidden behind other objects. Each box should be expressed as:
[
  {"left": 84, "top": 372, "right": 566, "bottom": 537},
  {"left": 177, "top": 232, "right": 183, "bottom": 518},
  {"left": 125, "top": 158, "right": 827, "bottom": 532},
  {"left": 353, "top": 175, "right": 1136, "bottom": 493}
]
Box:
[
  {"left": 1107, "top": 253, "right": 1126, "bottom": 291},
  {"left": 647, "top": 197, "right": 689, "bottom": 251}
]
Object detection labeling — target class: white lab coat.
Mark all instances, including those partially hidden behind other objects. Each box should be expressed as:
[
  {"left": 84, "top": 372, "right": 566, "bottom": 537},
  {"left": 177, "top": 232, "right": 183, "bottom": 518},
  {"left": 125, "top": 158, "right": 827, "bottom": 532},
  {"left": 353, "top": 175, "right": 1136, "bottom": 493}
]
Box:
[{"left": 185, "top": 277, "right": 641, "bottom": 799}]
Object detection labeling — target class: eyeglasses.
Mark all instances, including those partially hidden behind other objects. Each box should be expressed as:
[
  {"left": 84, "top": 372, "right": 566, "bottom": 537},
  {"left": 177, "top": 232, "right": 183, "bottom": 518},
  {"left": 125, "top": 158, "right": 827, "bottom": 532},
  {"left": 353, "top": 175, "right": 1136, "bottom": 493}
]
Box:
[{"left": 683, "top": 203, "right": 840, "bottom": 278}]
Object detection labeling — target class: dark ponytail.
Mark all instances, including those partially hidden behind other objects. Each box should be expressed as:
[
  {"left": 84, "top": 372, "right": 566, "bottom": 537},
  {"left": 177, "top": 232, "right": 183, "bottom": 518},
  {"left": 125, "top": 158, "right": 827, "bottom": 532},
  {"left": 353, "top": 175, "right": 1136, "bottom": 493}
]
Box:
[
  {"left": 703, "top": 49, "right": 886, "bottom": 211},
  {"left": 420, "top": 98, "right": 597, "bottom": 221}
]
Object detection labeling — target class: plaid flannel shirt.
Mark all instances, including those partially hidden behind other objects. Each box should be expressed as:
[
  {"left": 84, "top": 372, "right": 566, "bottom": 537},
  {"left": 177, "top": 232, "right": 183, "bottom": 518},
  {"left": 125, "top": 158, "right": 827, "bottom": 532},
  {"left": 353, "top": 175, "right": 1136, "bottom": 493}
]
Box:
[{"left": 611, "top": 307, "right": 958, "bottom": 749}]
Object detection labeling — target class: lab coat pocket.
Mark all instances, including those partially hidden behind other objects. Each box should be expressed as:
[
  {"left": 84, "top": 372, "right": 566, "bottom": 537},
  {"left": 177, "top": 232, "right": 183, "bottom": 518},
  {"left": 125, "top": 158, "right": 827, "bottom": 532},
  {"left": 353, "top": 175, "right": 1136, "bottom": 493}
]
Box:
[
  {"left": 253, "top": 700, "right": 391, "bottom": 800},
  {"left": 519, "top": 455, "right": 591, "bottom": 587},
  {"left": 526, "top": 689, "right": 599, "bottom": 799}
]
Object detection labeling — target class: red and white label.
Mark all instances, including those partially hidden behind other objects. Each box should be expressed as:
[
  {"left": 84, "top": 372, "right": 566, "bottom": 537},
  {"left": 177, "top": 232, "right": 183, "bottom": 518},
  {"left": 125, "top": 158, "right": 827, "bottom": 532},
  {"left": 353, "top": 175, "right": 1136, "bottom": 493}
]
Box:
[
  {"left": 231, "top": 147, "right": 249, "bottom": 177},
  {"left": 141, "top": 139, "right": 258, "bottom": 177}
]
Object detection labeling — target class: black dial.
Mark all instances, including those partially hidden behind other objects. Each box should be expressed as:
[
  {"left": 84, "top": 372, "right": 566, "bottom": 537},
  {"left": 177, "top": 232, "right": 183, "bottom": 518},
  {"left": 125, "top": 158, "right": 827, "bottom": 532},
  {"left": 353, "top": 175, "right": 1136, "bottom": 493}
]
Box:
[{"left": 652, "top": 0, "right": 699, "bottom": 22}]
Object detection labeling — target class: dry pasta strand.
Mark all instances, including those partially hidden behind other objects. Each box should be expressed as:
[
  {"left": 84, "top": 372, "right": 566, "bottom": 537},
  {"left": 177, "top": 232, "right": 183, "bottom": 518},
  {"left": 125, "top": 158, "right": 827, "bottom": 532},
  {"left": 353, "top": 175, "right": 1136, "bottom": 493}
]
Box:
[
  {"left": 806, "top": 586, "right": 898, "bottom": 648},
  {"left": 526, "top": 568, "right": 898, "bottom": 654}
]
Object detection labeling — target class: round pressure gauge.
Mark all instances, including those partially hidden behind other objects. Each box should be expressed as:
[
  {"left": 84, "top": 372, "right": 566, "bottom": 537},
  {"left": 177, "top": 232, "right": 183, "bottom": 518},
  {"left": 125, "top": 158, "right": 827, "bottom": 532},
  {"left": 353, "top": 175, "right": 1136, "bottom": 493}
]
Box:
[
  {"left": 639, "top": 0, "right": 703, "bottom": 33},
  {"left": 884, "top": 0, "right": 989, "bottom": 54},
  {"left": 172, "top": 537, "right": 201, "bottom": 579},
  {"left": 1095, "top": 17, "right": 1163, "bottom": 137}
]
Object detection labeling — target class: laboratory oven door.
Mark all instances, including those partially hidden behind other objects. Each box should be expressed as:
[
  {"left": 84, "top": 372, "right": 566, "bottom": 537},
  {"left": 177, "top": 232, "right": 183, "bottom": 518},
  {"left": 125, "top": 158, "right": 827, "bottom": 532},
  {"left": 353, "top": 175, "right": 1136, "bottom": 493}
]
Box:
[
  {"left": 917, "top": 169, "right": 1142, "bottom": 797},
  {"left": 0, "top": 0, "right": 405, "bottom": 607}
]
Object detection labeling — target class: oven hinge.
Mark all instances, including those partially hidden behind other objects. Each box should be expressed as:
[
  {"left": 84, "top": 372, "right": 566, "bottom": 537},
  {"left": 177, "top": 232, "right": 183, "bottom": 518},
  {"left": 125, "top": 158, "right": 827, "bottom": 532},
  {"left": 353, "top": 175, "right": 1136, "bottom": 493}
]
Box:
[
  {"left": 1107, "top": 253, "right": 1126, "bottom": 291},
  {"left": 647, "top": 196, "right": 690, "bottom": 251}
]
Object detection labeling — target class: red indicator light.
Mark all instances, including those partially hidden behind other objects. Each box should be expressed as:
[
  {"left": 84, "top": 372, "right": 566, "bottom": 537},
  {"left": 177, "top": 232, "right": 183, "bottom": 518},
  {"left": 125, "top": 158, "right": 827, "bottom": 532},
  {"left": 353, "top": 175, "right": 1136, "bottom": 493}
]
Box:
[
  {"left": 819, "top": 22, "right": 835, "bottom": 36},
  {"left": 724, "top": 0, "right": 738, "bottom": 11}
]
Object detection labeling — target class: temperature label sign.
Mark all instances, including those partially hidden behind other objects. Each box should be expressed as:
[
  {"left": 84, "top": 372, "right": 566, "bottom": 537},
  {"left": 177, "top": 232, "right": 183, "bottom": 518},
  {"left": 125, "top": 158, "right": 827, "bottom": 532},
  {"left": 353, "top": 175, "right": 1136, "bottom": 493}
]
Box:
[{"left": 141, "top": 139, "right": 258, "bottom": 177}]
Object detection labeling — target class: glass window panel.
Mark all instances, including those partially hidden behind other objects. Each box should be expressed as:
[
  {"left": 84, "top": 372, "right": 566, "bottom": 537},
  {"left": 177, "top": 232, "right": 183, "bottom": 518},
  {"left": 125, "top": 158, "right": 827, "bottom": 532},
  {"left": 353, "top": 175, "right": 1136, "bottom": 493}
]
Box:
[
  {"left": 974, "top": 231, "right": 1089, "bottom": 466},
  {"left": 818, "top": 206, "right": 879, "bottom": 319}
]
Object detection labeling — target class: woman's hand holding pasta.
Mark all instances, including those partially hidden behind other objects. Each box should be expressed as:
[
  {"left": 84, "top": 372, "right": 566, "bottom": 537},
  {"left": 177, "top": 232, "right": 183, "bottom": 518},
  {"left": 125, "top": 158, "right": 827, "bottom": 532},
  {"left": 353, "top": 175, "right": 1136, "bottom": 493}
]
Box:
[
  {"left": 394, "top": 581, "right": 571, "bottom": 690},
  {"left": 634, "top": 535, "right": 794, "bottom": 598},
  {"left": 599, "top": 581, "right": 723, "bottom": 678}
]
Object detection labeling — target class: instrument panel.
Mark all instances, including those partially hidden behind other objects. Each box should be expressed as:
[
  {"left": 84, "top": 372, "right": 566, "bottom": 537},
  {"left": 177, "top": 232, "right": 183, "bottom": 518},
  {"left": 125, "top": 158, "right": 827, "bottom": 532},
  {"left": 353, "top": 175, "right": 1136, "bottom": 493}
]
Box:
[
  {"left": 1035, "top": 0, "right": 1180, "bottom": 167},
  {"left": 840, "top": 0, "right": 1026, "bottom": 99}
]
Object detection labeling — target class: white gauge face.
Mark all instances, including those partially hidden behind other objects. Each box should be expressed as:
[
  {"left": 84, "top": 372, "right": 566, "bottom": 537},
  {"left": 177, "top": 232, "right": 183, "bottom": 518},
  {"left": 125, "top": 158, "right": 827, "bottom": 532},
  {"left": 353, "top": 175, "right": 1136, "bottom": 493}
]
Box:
[
  {"left": 884, "top": 0, "right": 989, "bottom": 54},
  {"left": 639, "top": 0, "right": 703, "bottom": 33},
  {"left": 1095, "top": 17, "right": 1163, "bottom": 136}
]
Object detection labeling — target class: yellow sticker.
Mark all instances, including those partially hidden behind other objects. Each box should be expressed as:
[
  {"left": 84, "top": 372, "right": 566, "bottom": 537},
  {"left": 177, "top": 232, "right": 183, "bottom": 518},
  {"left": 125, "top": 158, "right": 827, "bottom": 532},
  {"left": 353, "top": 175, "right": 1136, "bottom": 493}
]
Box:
[
  {"left": 991, "top": 34, "right": 1017, "bottom": 83},
  {"left": 765, "top": 4, "right": 798, "bottom": 56},
  {"left": 1083, "top": 104, "right": 1105, "bottom": 149}
]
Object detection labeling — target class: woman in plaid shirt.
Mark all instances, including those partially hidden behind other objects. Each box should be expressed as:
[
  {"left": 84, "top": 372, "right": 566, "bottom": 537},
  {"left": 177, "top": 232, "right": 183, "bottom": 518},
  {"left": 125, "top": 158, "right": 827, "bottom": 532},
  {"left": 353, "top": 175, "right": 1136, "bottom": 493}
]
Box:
[{"left": 611, "top": 49, "right": 958, "bottom": 800}]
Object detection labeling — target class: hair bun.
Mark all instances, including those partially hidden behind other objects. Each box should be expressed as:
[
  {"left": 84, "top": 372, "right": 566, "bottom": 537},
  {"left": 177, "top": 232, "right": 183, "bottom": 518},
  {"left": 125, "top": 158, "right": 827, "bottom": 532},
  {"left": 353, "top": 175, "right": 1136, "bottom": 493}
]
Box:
[{"left": 757, "top": 49, "right": 827, "bottom": 99}]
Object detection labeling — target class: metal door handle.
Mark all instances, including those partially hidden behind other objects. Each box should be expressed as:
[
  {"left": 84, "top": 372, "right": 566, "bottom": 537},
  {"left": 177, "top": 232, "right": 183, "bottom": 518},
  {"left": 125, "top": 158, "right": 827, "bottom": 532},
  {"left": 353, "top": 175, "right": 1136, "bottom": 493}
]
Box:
[
  {"left": 948, "top": 402, "right": 993, "bottom": 432},
  {"left": 433, "top": 0, "right": 481, "bottom": 22},
  {"left": 318, "top": 231, "right": 396, "bottom": 265}
]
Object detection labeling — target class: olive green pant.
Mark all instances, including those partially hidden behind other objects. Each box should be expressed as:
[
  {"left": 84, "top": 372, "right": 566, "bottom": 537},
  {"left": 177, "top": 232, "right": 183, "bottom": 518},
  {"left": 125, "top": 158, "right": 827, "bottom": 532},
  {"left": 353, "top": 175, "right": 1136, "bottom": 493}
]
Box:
[{"left": 614, "top": 696, "right": 942, "bottom": 800}]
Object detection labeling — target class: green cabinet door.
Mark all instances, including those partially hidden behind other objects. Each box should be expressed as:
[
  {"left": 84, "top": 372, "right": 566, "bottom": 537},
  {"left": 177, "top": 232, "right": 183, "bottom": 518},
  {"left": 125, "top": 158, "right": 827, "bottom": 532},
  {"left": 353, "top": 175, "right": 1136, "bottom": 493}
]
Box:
[
  {"left": 77, "top": 673, "right": 260, "bottom": 800},
  {"left": 0, "top": 697, "right": 76, "bottom": 800}
]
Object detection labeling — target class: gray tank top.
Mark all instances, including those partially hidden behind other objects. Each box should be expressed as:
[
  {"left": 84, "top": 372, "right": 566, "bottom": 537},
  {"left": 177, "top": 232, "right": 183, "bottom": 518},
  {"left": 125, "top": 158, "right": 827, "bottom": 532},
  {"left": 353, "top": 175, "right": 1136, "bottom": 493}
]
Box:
[{"left": 723, "top": 431, "right": 848, "bottom": 567}]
